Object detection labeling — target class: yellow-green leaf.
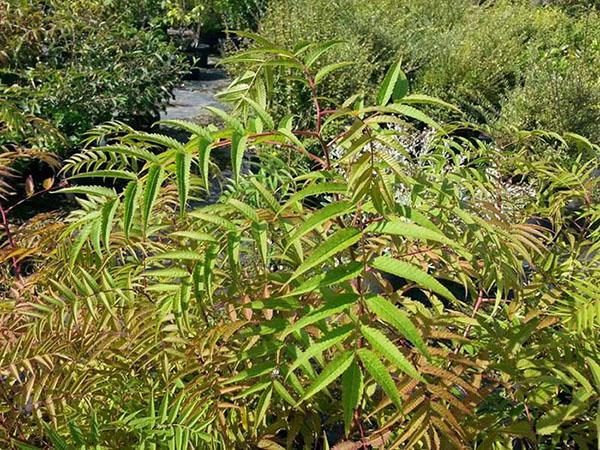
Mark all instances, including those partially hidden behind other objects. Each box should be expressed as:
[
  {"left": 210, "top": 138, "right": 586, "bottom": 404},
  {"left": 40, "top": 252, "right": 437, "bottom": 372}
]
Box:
[
  {"left": 365, "top": 220, "right": 454, "bottom": 247},
  {"left": 287, "top": 324, "right": 354, "bottom": 376},
  {"left": 280, "top": 292, "right": 358, "bottom": 339},
  {"left": 371, "top": 256, "right": 457, "bottom": 303},
  {"left": 289, "top": 228, "right": 362, "bottom": 282},
  {"left": 285, "top": 201, "right": 352, "bottom": 252},
  {"left": 175, "top": 151, "right": 192, "bottom": 218},
  {"left": 366, "top": 296, "right": 430, "bottom": 359},
  {"left": 101, "top": 198, "right": 119, "bottom": 247},
  {"left": 123, "top": 180, "right": 140, "bottom": 240},
  {"left": 342, "top": 361, "right": 363, "bottom": 436},
  {"left": 231, "top": 132, "right": 248, "bottom": 184},
  {"left": 285, "top": 261, "right": 363, "bottom": 297},
  {"left": 142, "top": 165, "right": 165, "bottom": 232},
  {"left": 360, "top": 324, "right": 423, "bottom": 382},
  {"left": 299, "top": 351, "right": 354, "bottom": 404},
  {"left": 357, "top": 348, "right": 402, "bottom": 408}
]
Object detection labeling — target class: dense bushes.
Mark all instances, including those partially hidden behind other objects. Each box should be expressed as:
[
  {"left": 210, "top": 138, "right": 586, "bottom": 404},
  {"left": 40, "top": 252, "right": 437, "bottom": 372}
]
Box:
[
  {"left": 0, "top": 0, "right": 187, "bottom": 218},
  {"left": 161, "top": 0, "right": 268, "bottom": 34},
  {"left": 498, "top": 9, "right": 600, "bottom": 140},
  {"left": 1, "top": 40, "right": 599, "bottom": 449},
  {"left": 254, "top": 0, "right": 407, "bottom": 124},
  {"left": 255, "top": 0, "right": 600, "bottom": 144},
  {"left": 0, "top": 0, "right": 186, "bottom": 154}
]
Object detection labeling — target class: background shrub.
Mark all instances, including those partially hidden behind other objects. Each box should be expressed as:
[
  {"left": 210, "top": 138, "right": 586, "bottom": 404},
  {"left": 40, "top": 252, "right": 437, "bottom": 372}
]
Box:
[
  {"left": 252, "top": 0, "right": 381, "bottom": 123},
  {"left": 0, "top": 0, "right": 186, "bottom": 155},
  {"left": 254, "top": 0, "right": 600, "bottom": 144},
  {"left": 498, "top": 7, "right": 600, "bottom": 143}
]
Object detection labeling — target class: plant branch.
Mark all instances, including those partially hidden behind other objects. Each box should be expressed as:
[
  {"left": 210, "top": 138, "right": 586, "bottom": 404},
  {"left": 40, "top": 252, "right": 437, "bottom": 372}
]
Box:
[{"left": 0, "top": 201, "right": 20, "bottom": 275}]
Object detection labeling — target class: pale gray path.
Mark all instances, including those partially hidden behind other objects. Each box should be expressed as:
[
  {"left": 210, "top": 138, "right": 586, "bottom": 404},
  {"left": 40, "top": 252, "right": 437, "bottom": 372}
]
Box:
[{"left": 160, "top": 59, "right": 230, "bottom": 124}]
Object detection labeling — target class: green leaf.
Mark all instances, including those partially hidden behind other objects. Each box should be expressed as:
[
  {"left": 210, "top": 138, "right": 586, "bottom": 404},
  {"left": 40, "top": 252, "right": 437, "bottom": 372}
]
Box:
[
  {"left": 536, "top": 390, "right": 592, "bottom": 435},
  {"left": 278, "top": 114, "right": 294, "bottom": 131},
  {"left": 586, "top": 357, "right": 600, "bottom": 393},
  {"left": 342, "top": 361, "right": 363, "bottom": 436},
  {"left": 142, "top": 165, "right": 165, "bottom": 232},
  {"left": 148, "top": 251, "right": 203, "bottom": 261},
  {"left": 399, "top": 94, "right": 462, "bottom": 114},
  {"left": 289, "top": 228, "right": 362, "bottom": 282},
  {"left": 280, "top": 292, "right": 358, "bottom": 339},
  {"left": 69, "top": 170, "right": 137, "bottom": 181},
  {"left": 285, "top": 261, "right": 363, "bottom": 297},
  {"left": 198, "top": 137, "right": 213, "bottom": 191},
  {"left": 232, "top": 30, "right": 279, "bottom": 50},
  {"left": 287, "top": 324, "right": 354, "bottom": 375},
  {"left": 144, "top": 268, "right": 190, "bottom": 278},
  {"left": 366, "top": 296, "right": 429, "bottom": 359},
  {"left": 122, "top": 181, "right": 140, "bottom": 240},
  {"left": 128, "top": 132, "right": 183, "bottom": 151},
  {"left": 101, "top": 198, "right": 119, "bottom": 247},
  {"left": 96, "top": 144, "right": 159, "bottom": 163},
  {"left": 56, "top": 185, "right": 116, "bottom": 198},
  {"left": 564, "top": 132, "right": 594, "bottom": 152},
  {"left": 273, "top": 380, "right": 296, "bottom": 406},
  {"left": 305, "top": 40, "right": 344, "bottom": 67},
  {"left": 228, "top": 198, "right": 259, "bottom": 223},
  {"left": 90, "top": 219, "right": 102, "bottom": 258},
  {"left": 158, "top": 392, "right": 169, "bottom": 424},
  {"left": 360, "top": 324, "right": 423, "bottom": 382},
  {"left": 234, "top": 381, "right": 271, "bottom": 399},
  {"left": 285, "top": 201, "right": 352, "bottom": 252},
  {"left": 243, "top": 96, "right": 275, "bottom": 130},
  {"left": 393, "top": 68, "right": 409, "bottom": 101},
  {"left": 171, "top": 231, "right": 217, "bottom": 243},
  {"left": 175, "top": 151, "right": 192, "bottom": 218},
  {"left": 159, "top": 119, "right": 211, "bottom": 138},
  {"left": 377, "top": 60, "right": 406, "bottom": 106},
  {"left": 365, "top": 220, "right": 454, "bottom": 247},
  {"left": 371, "top": 256, "right": 457, "bottom": 303},
  {"left": 252, "top": 221, "right": 269, "bottom": 266},
  {"left": 396, "top": 207, "right": 443, "bottom": 233},
  {"left": 204, "top": 106, "right": 243, "bottom": 132},
  {"left": 225, "top": 361, "right": 276, "bottom": 385},
  {"left": 43, "top": 423, "right": 68, "bottom": 450},
  {"left": 388, "top": 104, "right": 442, "bottom": 130},
  {"left": 280, "top": 182, "right": 347, "bottom": 213},
  {"left": 255, "top": 386, "right": 273, "bottom": 431},
  {"left": 69, "top": 223, "right": 92, "bottom": 269},
  {"left": 189, "top": 211, "right": 237, "bottom": 232},
  {"left": 299, "top": 351, "right": 354, "bottom": 404},
  {"left": 250, "top": 178, "right": 280, "bottom": 212},
  {"left": 357, "top": 348, "right": 402, "bottom": 407},
  {"left": 315, "top": 62, "right": 354, "bottom": 85},
  {"left": 231, "top": 132, "right": 248, "bottom": 184},
  {"left": 277, "top": 126, "right": 306, "bottom": 151}
]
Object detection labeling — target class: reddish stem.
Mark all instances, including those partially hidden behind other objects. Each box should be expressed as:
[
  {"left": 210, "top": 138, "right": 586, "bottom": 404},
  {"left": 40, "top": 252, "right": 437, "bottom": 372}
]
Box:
[
  {"left": 211, "top": 131, "right": 326, "bottom": 167},
  {"left": 6, "top": 185, "right": 56, "bottom": 213},
  {"left": 305, "top": 69, "right": 331, "bottom": 167},
  {"left": 0, "top": 202, "right": 20, "bottom": 275}
]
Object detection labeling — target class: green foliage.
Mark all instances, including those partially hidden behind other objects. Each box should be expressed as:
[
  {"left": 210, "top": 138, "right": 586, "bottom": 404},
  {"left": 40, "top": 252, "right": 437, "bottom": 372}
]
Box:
[
  {"left": 254, "top": 0, "right": 600, "bottom": 145},
  {"left": 498, "top": 8, "right": 600, "bottom": 144},
  {"left": 0, "top": 0, "right": 186, "bottom": 153},
  {"left": 160, "top": 0, "right": 267, "bottom": 33},
  {"left": 0, "top": 0, "right": 187, "bottom": 252},
  {"left": 2, "top": 37, "right": 600, "bottom": 449}
]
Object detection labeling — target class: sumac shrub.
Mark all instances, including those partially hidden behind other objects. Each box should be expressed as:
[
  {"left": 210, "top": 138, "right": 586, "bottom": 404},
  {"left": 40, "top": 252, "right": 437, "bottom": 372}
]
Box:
[{"left": 1, "top": 38, "right": 599, "bottom": 449}]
